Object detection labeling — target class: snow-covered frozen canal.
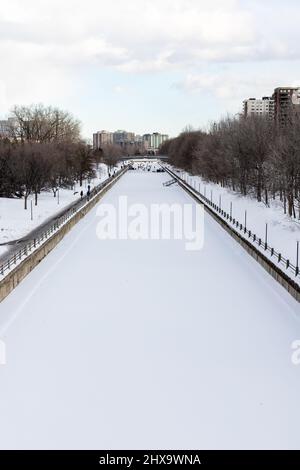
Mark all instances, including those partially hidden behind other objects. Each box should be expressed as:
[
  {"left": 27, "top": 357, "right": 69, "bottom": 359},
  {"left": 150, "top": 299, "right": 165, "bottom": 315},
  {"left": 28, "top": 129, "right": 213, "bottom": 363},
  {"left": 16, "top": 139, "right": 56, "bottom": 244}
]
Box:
[{"left": 0, "top": 170, "right": 300, "bottom": 450}]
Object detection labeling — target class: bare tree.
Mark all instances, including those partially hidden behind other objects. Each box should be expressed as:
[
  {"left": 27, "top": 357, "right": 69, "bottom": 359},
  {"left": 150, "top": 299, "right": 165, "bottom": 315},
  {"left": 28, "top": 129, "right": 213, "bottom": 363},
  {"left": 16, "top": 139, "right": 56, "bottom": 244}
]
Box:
[
  {"left": 9, "top": 104, "right": 81, "bottom": 143},
  {"left": 163, "top": 112, "right": 300, "bottom": 220},
  {"left": 102, "top": 144, "right": 122, "bottom": 173}
]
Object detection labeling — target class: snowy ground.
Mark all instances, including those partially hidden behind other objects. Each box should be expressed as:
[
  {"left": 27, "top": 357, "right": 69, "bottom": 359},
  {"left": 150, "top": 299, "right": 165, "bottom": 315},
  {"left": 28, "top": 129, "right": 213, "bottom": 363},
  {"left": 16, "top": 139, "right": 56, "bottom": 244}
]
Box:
[
  {"left": 0, "top": 170, "right": 300, "bottom": 450},
  {"left": 169, "top": 166, "right": 300, "bottom": 268},
  {"left": 0, "top": 164, "right": 115, "bottom": 257}
]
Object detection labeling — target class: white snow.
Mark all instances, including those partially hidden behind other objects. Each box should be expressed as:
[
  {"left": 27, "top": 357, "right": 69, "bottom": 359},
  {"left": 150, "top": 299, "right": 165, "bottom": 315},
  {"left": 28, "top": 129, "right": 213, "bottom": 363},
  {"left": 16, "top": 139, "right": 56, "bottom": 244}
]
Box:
[
  {"left": 170, "top": 166, "right": 300, "bottom": 279},
  {"left": 0, "top": 164, "right": 113, "bottom": 257},
  {"left": 0, "top": 169, "right": 300, "bottom": 450}
]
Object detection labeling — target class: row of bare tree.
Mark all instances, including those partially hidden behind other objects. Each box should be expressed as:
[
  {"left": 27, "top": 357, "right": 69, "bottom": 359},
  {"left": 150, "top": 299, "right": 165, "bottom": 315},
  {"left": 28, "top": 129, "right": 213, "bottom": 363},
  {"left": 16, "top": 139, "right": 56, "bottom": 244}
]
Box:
[
  {"left": 8, "top": 104, "right": 81, "bottom": 143},
  {"left": 160, "top": 114, "right": 300, "bottom": 218},
  {"left": 0, "top": 139, "right": 96, "bottom": 209},
  {"left": 0, "top": 104, "right": 124, "bottom": 209}
]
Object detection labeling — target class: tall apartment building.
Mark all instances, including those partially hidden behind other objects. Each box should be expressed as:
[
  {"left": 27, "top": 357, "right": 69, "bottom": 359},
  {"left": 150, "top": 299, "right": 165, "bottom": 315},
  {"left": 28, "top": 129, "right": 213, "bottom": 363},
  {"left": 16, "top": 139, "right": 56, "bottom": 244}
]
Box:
[
  {"left": 243, "top": 97, "right": 274, "bottom": 119},
  {"left": 93, "top": 130, "right": 114, "bottom": 149},
  {"left": 0, "top": 118, "right": 16, "bottom": 139},
  {"left": 135, "top": 134, "right": 143, "bottom": 142},
  {"left": 142, "top": 134, "right": 151, "bottom": 150},
  {"left": 131, "top": 135, "right": 147, "bottom": 153},
  {"left": 0, "top": 120, "right": 10, "bottom": 138},
  {"left": 145, "top": 132, "right": 169, "bottom": 151},
  {"left": 93, "top": 129, "right": 169, "bottom": 153},
  {"left": 113, "top": 130, "right": 135, "bottom": 147},
  {"left": 273, "top": 87, "right": 300, "bottom": 125}
]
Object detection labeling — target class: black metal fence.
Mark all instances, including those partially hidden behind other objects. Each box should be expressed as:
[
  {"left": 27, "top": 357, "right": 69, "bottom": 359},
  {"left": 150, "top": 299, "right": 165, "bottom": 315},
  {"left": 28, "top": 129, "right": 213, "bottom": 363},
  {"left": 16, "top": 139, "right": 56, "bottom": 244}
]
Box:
[
  {"left": 165, "top": 166, "right": 300, "bottom": 282},
  {"left": 0, "top": 167, "right": 127, "bottom": 279}
]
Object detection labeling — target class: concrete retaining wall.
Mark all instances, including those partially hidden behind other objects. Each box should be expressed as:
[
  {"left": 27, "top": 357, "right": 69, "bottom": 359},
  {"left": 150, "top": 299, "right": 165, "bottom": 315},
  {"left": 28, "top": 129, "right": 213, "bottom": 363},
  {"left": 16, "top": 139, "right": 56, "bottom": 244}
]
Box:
[
  {"left": 0, "top": 169, "right": 127, "bottom": 304},
  {"left": 164, "top": 167, "right": 300, "bottom": 303}
]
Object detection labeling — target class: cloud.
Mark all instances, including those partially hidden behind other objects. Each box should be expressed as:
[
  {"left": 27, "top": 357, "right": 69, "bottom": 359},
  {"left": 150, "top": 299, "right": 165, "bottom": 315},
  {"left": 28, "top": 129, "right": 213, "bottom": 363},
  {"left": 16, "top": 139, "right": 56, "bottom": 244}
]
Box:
[
  {"left": 0, "top": 81, "right": 8, "bottom": 110},
  {"left": 1, "top": 0, "right": 298, "bottom": 70},
  {"left": 113, "top": 85, "right": 124, "bottom": 94},
  {"left": 0, "top": 0, "right": 259, "bottom": 77},
  {"left": 176, "top": 71, "right": 300, "bottom": 113},
  {"left": 176, "top": 73, "right": 265, "bottom": 100},
  {"left": 0, "top": 1, "right": 299, "bottom": 76},
  {"left": 0, "top": 0, "right": 300, "bottom": 128}
]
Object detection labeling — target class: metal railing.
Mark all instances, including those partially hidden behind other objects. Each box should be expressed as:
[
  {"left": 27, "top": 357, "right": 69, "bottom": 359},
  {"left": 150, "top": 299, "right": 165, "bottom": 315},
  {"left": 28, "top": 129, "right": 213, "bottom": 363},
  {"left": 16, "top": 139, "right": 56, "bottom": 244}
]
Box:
[
  {"left": 0, "top": 167, "right": 127, "bottom": 280},
  {"left": 164, "top": 166, "right": 300, "bottom": 282}
]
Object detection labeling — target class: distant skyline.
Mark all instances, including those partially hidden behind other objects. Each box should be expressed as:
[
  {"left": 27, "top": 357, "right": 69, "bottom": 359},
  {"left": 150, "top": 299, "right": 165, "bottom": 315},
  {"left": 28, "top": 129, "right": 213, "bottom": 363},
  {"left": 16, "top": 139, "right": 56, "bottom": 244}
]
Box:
[
  {"left": 92, "top": 129, "right": 168, "bottom": 136},
  {"left": 1, "top": 0, "right": 300, "bottom": 139}
]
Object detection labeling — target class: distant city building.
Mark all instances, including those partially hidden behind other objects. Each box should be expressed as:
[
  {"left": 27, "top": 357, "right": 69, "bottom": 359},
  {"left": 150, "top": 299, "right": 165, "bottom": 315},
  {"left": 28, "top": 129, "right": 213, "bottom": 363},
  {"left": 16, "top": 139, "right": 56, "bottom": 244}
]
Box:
[
  {"left": 142, "top": 134, "right": 152, "bottom": 150},
  {"left": 243, "top": 97, "right": 274, "bottom": 119},
  {"left": 162, "top": 134, "right": 169, "bottom": 145},
  {"left": 92, "top": 129, "right": 169, "bottom": 154},
  {"left": 144, "top": 133, "right": 169, "bottom": 152},
  {"left": 243, "top": 87, "right": 300, "bottom": 126},
  {"left": 113, "top": 130, "right": 135, "bottom": 147},
  {"left": 0, "top": 118, "right": 15, "bottom": 139},
  {"left": 134, "top": 135, "right": 145, "bottom": 152},
  {"left": 93, "top": 130, "right": 113, "bottom": 149},
  {"left": 273, "top": 87, "right": 300, "bottom": 125},
  {"left": 151, "top": 132, "right": 163, "bottom": 150},
  {"left": 0, "top": 121, "right": 10, "bottom": 138},
  {"left": 134, "top": 135, "right": 143, "bottom": 143}
]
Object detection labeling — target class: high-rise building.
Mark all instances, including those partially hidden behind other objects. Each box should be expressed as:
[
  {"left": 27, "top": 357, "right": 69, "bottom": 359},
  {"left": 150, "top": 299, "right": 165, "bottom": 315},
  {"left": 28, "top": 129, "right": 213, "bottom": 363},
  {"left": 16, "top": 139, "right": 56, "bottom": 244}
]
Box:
[
  {"left": 150, "top": 132, "right": 169, "bottom": 150},
  {"left": 113, "top": 130, "right": 135, "bottom": 147},
  {"left": 132, "top": 135, "right": 146, "bottom": 153},
  {"left": 273, "top": 87, "right": 300, "bottom": 125},
  {"left": 142, "top": 134, "right": 151, "bottom": 149},
  {"left": 93, "top": 129, "right": 169, "bottom": 153},
  {"left": 0, "top": 120, "right": 10, "bottom": 138},
  {"left": 243, "top": 97, "right": 274, "bottom": 119},
  {"left": 0, "top": 118, "right": 15, "bottom": 139},
  {"left": 93, "top": 130, "right": 114, "bottom": 149}
]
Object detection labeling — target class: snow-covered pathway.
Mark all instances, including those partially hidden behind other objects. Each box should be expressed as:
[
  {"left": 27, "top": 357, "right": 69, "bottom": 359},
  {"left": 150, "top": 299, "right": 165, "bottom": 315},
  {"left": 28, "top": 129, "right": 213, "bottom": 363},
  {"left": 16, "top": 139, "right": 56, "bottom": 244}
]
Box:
[{"left": 0, "top": 171, "right": 299, "bottom": 450}]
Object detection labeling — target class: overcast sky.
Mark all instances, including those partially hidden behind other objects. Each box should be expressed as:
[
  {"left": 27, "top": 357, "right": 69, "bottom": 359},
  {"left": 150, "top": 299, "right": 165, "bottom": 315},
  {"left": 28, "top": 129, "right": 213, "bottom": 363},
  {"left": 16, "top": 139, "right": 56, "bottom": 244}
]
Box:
[{"left": 0, "top": 0, "right": 300, "bottom": 139}]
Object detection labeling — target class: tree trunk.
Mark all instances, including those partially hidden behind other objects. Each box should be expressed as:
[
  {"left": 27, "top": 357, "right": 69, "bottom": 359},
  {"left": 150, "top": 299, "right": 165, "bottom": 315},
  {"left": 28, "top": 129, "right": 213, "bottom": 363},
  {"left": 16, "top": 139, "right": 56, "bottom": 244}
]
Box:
[
  {"left": 257, "top": 168, "right": 262, "bottom": 202},
  {"left": 265, "top": 188, "right": 269, "bottom": 207},
  {"left": 288, "top": 193, "right": 294, "bottom": 217}
]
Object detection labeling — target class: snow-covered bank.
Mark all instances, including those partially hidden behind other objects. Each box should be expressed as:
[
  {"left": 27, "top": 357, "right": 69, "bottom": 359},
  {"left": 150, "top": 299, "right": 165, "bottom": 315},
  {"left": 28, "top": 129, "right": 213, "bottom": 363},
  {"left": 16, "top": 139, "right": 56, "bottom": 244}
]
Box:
[
  {"left": 0, "top": 171, "right": 299, "bottom": 449},
  {"left": 169, "top": 165, "right": 300, "bottom": 272},
  {"left": 0, "top": 164, "right": 113, "bottom": 257}
]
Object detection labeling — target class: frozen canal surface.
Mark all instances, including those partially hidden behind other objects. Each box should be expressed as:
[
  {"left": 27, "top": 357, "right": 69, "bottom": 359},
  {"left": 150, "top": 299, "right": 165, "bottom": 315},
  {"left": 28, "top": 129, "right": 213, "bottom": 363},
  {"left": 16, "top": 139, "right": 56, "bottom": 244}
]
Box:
[{"left": 0, "top": 170, "right": 300, "bottom": 450}]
